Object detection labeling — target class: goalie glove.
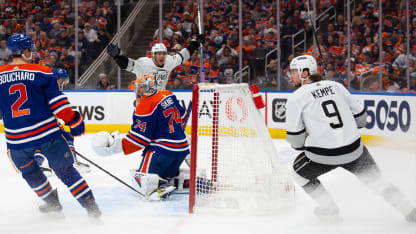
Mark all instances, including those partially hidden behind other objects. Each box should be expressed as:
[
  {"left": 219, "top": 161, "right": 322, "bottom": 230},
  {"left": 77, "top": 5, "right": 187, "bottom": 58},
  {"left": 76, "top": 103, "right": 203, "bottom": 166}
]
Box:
[{"left": 92, "top": 131, "right": 123, "bottom": 156}]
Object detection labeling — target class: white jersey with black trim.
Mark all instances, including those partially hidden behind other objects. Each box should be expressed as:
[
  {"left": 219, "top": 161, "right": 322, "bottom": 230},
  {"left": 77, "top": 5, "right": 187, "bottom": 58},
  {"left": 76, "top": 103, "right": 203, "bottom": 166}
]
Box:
[
  {"left": 125, "top": 48, "right": 190, "bottom": 90},
  {"left": 285, "top": 80, "right": 366, "bottom": 165}
]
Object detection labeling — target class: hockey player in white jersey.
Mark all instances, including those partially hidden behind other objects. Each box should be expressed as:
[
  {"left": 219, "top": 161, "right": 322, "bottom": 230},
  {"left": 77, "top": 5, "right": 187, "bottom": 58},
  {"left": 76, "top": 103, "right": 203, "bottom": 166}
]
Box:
[
  {"left": 106, "top": 35, "right": 204, "bottom": 90},
  {"left": 285, "top": 54, "right": 416, "bottom": 222}
]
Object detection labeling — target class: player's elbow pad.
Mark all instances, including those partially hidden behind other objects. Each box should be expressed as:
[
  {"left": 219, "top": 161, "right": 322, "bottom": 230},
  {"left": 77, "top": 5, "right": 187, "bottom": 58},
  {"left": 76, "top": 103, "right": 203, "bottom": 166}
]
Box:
[
  {"left": 354, "top": 109, "right": 367, "bottom": 129},
  {"left": 286, "top": 129, "right": 306, "bottom": 149},
  {"left": 114, "top": 55, "right": 129, "bottom": 69}
]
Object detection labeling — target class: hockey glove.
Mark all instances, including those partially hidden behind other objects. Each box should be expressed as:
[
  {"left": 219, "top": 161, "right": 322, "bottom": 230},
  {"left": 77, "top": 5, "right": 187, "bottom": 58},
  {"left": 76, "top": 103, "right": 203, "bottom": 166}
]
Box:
[
  {"left": 106, "top": 44, "right": 129, "bottom": 69},
  {"left": 106, "top": 44, "right": 120, "bottom": 58},
  {"left": 186, "top": 34, "right": 204, "bottom": 55},
  {"left": 67, "top": 111, "right": 85, "bottom": 137},
  {"left": 92, "top": 131, "right": 123, "bottom": 156},
  {"left": 196, "top": 34, "right": 205, "bottom": 45}
]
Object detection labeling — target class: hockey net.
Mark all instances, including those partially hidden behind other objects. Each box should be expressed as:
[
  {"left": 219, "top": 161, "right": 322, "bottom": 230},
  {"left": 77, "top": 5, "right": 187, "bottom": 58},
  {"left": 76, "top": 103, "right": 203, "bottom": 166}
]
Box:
[{"left": 189, "top": 83, "right": 295, "bottom": 215}]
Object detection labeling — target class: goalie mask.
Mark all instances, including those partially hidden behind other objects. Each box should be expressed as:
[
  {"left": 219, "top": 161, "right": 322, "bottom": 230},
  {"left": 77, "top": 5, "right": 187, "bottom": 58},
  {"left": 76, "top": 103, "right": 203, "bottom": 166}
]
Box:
[
  {"left": 134, "top": 73, "right": 157, "bottom": 97},
  {"left": 151, "top": 43, "right": 167, "bottom": 66},
  {"left": 289, "top": 55, "right": 318, "bottom": 85}
]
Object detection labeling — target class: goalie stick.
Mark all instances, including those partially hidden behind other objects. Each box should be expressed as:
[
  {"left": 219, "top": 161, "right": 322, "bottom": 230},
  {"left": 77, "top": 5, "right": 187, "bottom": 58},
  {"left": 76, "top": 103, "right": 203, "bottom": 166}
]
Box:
[
  {"left": 73, "top": 150, "right": 146, "bottom": 198},
  {"left": 182, "top": 101, "right": 192, "bottom": 129}
]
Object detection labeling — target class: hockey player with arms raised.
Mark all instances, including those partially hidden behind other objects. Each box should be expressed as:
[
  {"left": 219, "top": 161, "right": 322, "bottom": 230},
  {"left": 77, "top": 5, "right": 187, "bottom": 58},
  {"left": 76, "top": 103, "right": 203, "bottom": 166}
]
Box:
[
  {"left": 0, "top": 34, "right": 101, "bottom": 218},
  {"left": 92, "top": 73, "right": 189, "bottom": 200},
  {"left": 285, "top": 55, "right": 416, "bottom": 222},
  {"left": 106, "top": 35, "right": 204, "bottom": 90}
]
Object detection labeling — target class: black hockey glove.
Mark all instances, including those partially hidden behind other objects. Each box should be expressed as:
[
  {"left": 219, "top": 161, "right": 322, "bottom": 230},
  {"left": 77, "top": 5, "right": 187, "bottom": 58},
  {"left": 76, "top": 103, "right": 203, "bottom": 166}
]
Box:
[
  {"left": 196, "top": 34, "right": 205, "bottom": 44},
  {"left": 106, "top": 44, "right": 120, "bottom": 58},
  {"left": 106, "top": 44, "right": 129, "bottom": 69},
  {"left": 186, "top": 34, "right": 205, "bottom": 55}
]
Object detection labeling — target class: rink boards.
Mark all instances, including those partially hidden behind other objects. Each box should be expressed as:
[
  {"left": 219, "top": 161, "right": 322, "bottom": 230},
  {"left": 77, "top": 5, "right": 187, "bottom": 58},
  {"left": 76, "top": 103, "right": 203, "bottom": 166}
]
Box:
[{"left": 0, "top": 90, "right": 415, "bottom": 146}]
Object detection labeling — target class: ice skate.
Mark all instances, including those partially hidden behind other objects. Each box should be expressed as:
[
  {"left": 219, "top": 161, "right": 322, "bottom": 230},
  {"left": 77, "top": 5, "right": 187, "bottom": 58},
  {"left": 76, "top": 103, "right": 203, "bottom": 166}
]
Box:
[
  {"left": 314, "top": 206, "right": 343, "bottom": 223},
  {"left": 405, "top": 208, "right": 416, "bottom": 223},
  {"left": 39, "top": 189, "right": 63, "bottom": 214},
  {"left": 84, "top": 195, "right": 102, "bottom": 218},
  {"left": 74, "top": 159, "right": 91, "bottom": 173}
]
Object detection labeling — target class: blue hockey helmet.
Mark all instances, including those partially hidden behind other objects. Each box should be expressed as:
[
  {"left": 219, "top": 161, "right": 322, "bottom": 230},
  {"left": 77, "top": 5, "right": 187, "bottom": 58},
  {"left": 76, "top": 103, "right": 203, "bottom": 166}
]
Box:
[
  {"left": 53, "top": 68, "right": 69, "bottom": 90},
  {"left": 53, "top": 68, "right": 69, "bottom": 79},
  {"left": 7, "top": 33, "right": 34, "bottom": 56}
]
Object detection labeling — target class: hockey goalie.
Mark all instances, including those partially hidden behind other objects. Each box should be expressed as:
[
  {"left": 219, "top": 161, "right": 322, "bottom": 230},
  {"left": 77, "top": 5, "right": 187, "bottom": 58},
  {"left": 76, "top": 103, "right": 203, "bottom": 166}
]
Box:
[{"left": 92, "top": 74, "right": 190, "bottom": 200}]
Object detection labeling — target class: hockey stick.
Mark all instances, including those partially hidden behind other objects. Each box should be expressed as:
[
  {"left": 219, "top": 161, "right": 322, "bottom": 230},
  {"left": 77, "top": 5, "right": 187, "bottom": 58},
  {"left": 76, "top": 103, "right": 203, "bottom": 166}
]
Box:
[
  {"left": 307, "top": 0, "right": 328, "bottom": 80},
  {"left": 182, "top": 101, "right": 192, "bottom": 167},
  {"left": 197, "top": 0, "right": 205, "bottom": 83},
  {"left": 73, "top": 150, "right": 146, "bottom": 198},
  {"left": 182, "top": 101, "right": 192, "bottom": 129}
]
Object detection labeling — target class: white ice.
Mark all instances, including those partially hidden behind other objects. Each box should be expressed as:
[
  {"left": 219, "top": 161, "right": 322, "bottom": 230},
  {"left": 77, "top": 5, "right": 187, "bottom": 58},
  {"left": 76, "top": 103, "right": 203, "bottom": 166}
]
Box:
[{"left": 0, "top": 133, "right": 415, "bottom": 234}]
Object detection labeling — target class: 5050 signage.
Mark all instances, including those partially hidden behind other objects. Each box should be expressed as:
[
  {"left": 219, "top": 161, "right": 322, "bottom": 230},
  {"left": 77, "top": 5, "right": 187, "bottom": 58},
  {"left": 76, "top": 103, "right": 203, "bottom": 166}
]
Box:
[
  {"left": 364, "top": 99, "right": 410, "bottom": 132},
  {"left": 352, "top": 94, "right": 415, "bottom": 138},
  {"left": 266, "top": 92, "right": 416, "bottom": 138}
]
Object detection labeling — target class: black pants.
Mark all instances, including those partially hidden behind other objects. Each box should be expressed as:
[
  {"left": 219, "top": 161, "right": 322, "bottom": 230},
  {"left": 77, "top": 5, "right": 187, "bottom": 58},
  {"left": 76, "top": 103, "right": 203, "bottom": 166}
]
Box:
[{"left": 293, "top": 146, "right": 381, "bottom": 183}]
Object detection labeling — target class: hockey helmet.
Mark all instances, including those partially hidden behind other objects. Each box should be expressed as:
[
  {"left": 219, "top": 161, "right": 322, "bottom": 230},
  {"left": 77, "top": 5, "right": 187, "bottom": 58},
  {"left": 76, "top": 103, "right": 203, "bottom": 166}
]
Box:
[
  {"left": 151, "top": 43, "right": 167, "bottom": 64},
  {"left": 289, "top": 55, "right": 318, "bottom": 78},
  {"left": 7, "top": 33, "right": 34, "bottom": 56},
  {"left": 53, "top": 68, "right": 69, "bottom": 90},
  {"left": 134, "top": 73, "right": 157, "bottom": 97}
]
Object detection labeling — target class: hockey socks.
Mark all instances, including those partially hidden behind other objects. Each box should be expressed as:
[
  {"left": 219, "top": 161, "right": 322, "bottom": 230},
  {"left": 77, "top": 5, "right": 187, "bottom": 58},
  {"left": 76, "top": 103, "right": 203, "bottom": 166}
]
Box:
[
  {"left": 22, "top": 168, "right": 63, "bottom": 213},
  {"left": 54, "top": 165, "right": 100, "bottom": 217},
  {"left": 22, "top": 168, "right": 54, "bottom": 202},
  {"left": 55, "top": 165, "right": 92, "bottom": 205}
]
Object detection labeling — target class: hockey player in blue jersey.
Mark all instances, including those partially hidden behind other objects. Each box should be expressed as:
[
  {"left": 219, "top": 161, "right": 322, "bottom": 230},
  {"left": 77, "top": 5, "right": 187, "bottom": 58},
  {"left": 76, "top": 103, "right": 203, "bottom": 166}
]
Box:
[
  {"left": 0, "top": 34, "right": 101, "bottom": 218},
  {"left": 91, "top": 73, "right": 190, "bottom": 200},
  {"left": 34, "top": 68, "right": 91, "bottom": 175}
]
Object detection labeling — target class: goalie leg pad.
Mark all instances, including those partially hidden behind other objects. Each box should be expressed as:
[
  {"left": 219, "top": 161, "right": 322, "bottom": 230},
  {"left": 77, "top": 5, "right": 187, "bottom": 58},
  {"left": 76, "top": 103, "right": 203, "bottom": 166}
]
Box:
[
  {"left": 130, "top": 170, "right": 177, "bottom": 200},
  {"left": 130, "top": 171, "right": 161, "bottom": 196},
  {"left": 169, "top": 168, "right": 190, "bottom": 190}
]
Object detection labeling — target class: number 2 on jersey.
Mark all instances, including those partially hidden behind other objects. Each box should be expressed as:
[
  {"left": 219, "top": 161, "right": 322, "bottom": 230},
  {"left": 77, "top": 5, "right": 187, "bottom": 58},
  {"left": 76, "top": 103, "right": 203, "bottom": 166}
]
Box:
[
  {"left": 163, "top": 106, "right": 182, "bottom": 133},
  {"left": 9, "top": 83, "right": 30, "bottom": 118},
  {"left": 321, "top": 100, "right": 343, "bottom": 129}
]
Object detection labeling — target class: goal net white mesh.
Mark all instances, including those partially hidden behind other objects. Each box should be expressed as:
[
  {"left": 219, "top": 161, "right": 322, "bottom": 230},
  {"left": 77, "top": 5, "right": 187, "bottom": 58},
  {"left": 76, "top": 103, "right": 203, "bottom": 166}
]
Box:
[{"left": 189, "top": 83, "right": 295, "bottom": 215}]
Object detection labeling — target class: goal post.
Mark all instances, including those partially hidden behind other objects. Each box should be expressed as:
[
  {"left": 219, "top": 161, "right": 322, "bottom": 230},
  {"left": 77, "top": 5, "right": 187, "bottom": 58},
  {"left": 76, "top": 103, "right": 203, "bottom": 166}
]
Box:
[{"left": 189, "top": 83, "right": 295, "bottom": 215}]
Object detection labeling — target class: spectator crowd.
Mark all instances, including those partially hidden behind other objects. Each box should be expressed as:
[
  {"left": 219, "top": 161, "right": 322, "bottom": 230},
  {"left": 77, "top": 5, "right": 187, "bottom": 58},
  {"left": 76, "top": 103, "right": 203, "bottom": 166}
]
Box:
[
  {"left": 0, "top": 0, "right": 117, "bottom": 86},
  {"left": 0, "top": 0, "right": 415, "bottom": 93}
]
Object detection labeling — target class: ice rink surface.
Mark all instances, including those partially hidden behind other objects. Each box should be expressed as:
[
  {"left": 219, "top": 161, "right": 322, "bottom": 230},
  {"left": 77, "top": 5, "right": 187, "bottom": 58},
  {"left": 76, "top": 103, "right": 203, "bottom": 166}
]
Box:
[{"left": 0, "top": 133, "right": 415, "bottom": 234}]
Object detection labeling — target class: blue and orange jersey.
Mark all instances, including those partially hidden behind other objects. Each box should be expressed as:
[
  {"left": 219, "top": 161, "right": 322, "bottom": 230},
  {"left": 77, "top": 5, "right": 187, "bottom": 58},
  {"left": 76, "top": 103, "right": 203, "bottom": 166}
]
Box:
[
  {"left": 0, "top": 63, "right": 75, "bottom": 149},
  {"left": 122, "top": 90, "right": 189, "bottom": 157}
]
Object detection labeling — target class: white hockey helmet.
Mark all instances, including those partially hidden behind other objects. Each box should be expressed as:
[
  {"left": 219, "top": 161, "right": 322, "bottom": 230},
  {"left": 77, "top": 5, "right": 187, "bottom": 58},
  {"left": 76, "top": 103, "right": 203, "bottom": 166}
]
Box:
[
  {"left": 151, "top": 43, "right": 167, "bottom": 59},
  {"left": 289, "top": 55, "right": 318, "bottom": 78}
]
